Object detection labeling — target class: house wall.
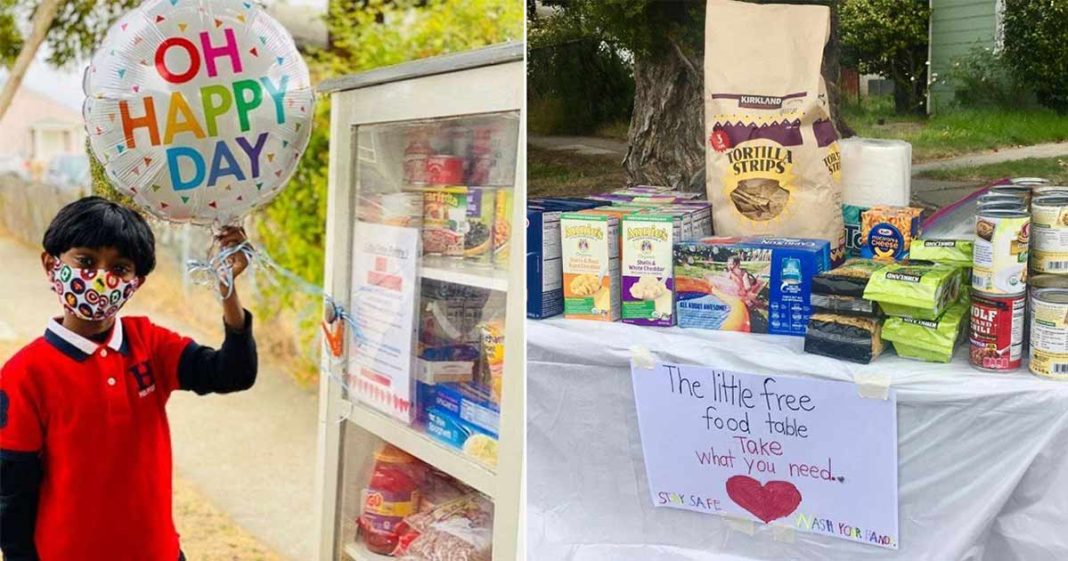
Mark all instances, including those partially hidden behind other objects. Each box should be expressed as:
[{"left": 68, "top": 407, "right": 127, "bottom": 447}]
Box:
[
  {"left": 928, "top": 0, "right": 998, "bottom": 112},
  {"left": 0, "top": 87, "right": 84, "bottom": 159}
]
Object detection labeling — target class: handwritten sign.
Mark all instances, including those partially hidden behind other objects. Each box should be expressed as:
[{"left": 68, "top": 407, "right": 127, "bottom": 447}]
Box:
[
  {"left": 631, "top": 361, "right": 899, "bottom": 549},
  {"left": 349, "top": 222, "right": 419, "bottom": 422}
]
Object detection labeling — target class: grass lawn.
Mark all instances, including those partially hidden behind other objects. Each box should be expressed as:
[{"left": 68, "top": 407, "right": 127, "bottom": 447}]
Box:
[
  {"left": 842, "top": 96, "right": 1068, "bottom": 162},
  {"left": 916, "top": 156, "right": 1068, "bottom": 184},
  {"left": 529, "top": 146, "right": 626, "bottom": 198}
]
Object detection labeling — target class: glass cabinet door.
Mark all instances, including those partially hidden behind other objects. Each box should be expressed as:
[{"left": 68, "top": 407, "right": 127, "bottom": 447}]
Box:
[{"left": 334, "top": 111, "right": 519, "bottom": 560}]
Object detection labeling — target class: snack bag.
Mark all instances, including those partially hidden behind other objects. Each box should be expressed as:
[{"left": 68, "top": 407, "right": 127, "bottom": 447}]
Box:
[
  {"left": 810, "top": 258, "right": 884, "bottom": 317},
  {"left": 804, "top": 313, "right": 885, "bottom": 364},
  {"left": 397, "top": 495, "right": 494, "bottom": 561},
  {"left": 909, "top": 239, "right": 974, "bottom": 268},
  {"left": 705, "top": 0, "right": 844, "bottom": 264},
  {"left": 863, "top": 262, "right": 961, "bottom": 321},
  {"left": 883, "top": 301, "right": 969, "bottom": 363}
]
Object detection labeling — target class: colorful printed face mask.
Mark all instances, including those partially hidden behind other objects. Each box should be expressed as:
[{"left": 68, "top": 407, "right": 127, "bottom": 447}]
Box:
[{"left": 49, "top": 259, "right": 141, "bottom": 321}]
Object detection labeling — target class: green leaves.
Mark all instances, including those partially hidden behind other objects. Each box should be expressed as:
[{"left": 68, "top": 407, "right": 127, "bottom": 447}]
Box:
[
  {"left": 1003, "top": 0, "right": 1068, "bottom": 113},
  {"left": 839, "top": 0, "right": 929, "bottom": 113}
]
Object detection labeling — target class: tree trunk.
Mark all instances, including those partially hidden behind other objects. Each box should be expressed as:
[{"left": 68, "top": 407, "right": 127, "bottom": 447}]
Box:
[
  {"left": 0, "top": 0, "right": 63, "bottom": 120},
  {"left": 624, "top": 38, "right": 705, "bottom": 192}
]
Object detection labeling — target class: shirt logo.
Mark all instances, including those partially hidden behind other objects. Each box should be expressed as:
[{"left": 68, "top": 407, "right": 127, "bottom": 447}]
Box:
[{"left": 128, "top": 362, "right": 156, "bottom": 397}]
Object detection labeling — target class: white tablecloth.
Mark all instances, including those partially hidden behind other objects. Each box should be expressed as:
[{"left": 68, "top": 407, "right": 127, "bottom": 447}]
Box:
[{"left": 527, "top": 318, "right": 1068, "bottom": 561}]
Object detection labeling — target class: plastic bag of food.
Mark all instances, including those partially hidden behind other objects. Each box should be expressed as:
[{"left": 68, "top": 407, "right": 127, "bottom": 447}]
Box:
[
  {"left": 863, "top": 262, "right": 961, "bottom": 320},
  {"left": 803, "top": 313, "right": 885, "bottom": 364},
  {"left": 704, "top": 0, "right": 845, "bottom": 263},
  {"left": 810, "top": 258, "right": 884, "bottom": 316},
  {"left": 397, "top": 494, "right": 494, "bottom": 561},
  {"left": 909, "top": 239, "right": 974, "bottom": 268},
  {"left": 882, "top": 301, "right": 968, "bottom": 363}
]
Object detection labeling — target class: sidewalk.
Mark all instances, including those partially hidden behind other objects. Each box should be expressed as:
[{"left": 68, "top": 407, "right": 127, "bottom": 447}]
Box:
[
  {"left": 911, "top": 141, "right": 1068, "bottom": 173},
  {"left": 0, "top": 233, "right": 318, "bottom": 561}
]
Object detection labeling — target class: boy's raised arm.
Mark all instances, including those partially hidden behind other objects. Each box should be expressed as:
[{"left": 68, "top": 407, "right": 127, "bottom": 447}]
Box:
[{"left": 177, "top": 310, "right": 258, "bottom": 395}]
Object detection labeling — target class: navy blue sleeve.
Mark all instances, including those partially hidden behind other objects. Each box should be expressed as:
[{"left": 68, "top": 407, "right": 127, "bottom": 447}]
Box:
[
  {"left": 177, "top": 309, "right": 258, "bottom": 395},
  {"left": 0, "top": 449, "right": 41, "bottom": 561}
]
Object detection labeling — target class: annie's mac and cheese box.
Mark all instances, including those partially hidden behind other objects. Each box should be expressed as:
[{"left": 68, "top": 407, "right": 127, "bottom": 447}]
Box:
[
  {"left": 621, "top": 214, "right": 681, "bottom": 326},
  {"left": 561, "top": 211, "right": 622, "bottom": 321}
]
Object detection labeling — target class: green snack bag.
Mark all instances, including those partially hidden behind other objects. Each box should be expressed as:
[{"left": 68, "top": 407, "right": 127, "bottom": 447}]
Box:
[
  {"left": 883, "top": 301, "right": 969, "bottom": 363},
  {"left": 863, "top": 262, "right": 961, "bottom": 320},
  {"left": 909, "top": 239, "right": 974, "bottom": 268}
]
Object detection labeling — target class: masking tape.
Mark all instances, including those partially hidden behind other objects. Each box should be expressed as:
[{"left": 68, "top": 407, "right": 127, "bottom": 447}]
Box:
[
  {"left": 854, "top": 371, "right": 892, "bottom": 400},
  {"left": 771, "top": 524, "right": 796, "bottom": 543},
  {"left": 630, "top": 345, "right": 656, "bottom": 370},
  {"left": 724, "top": 515, "right": 757, "bottom": 536}
]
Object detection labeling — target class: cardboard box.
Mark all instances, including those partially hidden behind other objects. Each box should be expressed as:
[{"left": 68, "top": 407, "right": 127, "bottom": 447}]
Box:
[
  {"left": 561, "top": 211, "right": 623, "bottom": 321},
  {"left": 621, "top": 214, "right": 681, "bottom": 326},
  {"left": 675, "top": 237, "right": 831, "bottom": 336},
  {"left": 527, "top": 206, "right": 563, "bottom": 319}
]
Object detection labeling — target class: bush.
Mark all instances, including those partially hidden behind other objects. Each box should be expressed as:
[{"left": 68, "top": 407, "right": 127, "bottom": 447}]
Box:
[
  {"left": 1003, "top": 0, "right": 1068, "bottom": 113},
  {"left": 527, "top": 33, "right": 634, "bottom": 135},
  {"left": 944, "top": 47, "right": 1036, "bottom": 110}
]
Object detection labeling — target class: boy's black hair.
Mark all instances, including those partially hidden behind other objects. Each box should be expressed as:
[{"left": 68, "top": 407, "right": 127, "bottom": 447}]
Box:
[{"left": 43, "top": 196, "right": 156, "bottom": 276}]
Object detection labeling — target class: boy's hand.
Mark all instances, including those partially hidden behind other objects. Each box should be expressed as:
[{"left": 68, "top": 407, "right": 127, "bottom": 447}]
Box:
[{"left": 215, "top": 226, "right": 250, "bottom": 282}]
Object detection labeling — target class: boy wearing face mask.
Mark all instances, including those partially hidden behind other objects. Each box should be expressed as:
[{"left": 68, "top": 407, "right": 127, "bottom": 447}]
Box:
[{"left": 0, "top": 196, "right": 257, "bottom": 561}]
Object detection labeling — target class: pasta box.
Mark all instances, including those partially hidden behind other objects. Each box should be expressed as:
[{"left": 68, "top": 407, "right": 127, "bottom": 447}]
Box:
[
  {"left": 527, "top": 205, "right": 564, "bottom": 319},
  {"left": 675, "top": 237, "right": 831, "bottom": 336}
]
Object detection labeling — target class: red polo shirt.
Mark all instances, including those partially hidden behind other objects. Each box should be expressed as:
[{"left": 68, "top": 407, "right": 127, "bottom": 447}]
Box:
[{"left": 0, "top": 316, "right": 192, "bottom": 560}]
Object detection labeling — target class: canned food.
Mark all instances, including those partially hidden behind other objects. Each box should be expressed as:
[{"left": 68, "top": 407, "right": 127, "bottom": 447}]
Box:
[
  {"left": 970, "top": 291, "right": 1026, "bottom": 372},
  {"left": 1030, "top": 288, "right": 1068, "bottom": 378},
  {"left": 1032, "top": 185, "right": 1068, "bottom": 197},
  {"left": 425, "top": 155, "right": 466, "bottom": 185},
  {"left": 972, "top": 209, "right": 1030, "bottom": 294},
  {"left": 493, "top": 189, "right": 513, "bottom": 267},
  {"left": 1011, "top": 177, "right": 1052, "bottom": 186},
  {"left": 1031, "top": 274, "right": 1068, "bottom": 290},
  {"left": 990, "top": 186, "right": 1033, "bottom": 205},
  {"left": 978, "top": 193, "right": 1026, "bottom": 205},
  {"left": 978, "top": 201, "right": 1027, "bottom": 212},
  {"left": 1030, "top": 195, "right": 1068, "bottom": 273}
]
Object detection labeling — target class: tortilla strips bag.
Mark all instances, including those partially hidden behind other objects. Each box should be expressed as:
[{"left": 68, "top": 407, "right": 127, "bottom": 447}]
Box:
[{"left": 705, "top": 0, "right": 845, "bottom": 264}]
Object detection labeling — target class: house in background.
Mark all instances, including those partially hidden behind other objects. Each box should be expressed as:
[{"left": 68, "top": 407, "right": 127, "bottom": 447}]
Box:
[
  {"left": 0, "top": 82, "right": 85, "bottom": 178},
  {"left": 927, "top": 0, "right": 1004, "bottom": 113}
]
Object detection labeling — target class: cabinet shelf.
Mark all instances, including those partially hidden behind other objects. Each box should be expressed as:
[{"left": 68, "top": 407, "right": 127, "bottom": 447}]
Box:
[
  {"left": 343, "top": 541, "right": 392, "bottom": 561},
  {"left": 344, "top": 399, "right": 498, "bottom": 498},
  {"left": 420, "top": 255, "right": 508, "bottom": 291}
]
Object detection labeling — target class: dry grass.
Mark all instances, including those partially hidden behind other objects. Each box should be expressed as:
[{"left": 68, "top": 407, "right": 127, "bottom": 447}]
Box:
[
  {"left": 173, "top": 478, "right": 286, "bottom": 561},
  {"left": 528, "top": 146, "right": 626, "bottom": 198}
]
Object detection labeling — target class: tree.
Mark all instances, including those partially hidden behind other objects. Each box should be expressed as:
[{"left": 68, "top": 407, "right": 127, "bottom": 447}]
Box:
[
  {"left": 839, "top": 0, "right": 929, "bottom": 114},
  {"left": 1003, "top": 0, "right": 1068, "bottom": 113},
  {"left": 0, "top": 0, "right": 138, "bottom": 118},
  {"left": 253, "top": 0, "right": 523, "bottom": 318},
  {"left": 536, "top": 0, "right": 847, "bottom": 192}
]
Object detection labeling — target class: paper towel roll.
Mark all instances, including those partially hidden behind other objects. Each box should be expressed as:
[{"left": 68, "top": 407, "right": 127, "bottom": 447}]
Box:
[{"left": 840, "top": 137, "right": 912, "bottom": 208}]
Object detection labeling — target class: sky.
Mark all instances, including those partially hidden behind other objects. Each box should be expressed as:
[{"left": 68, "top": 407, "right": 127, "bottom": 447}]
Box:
[{"left": 6, "top": 0, "right": 327, "bottom": 111}]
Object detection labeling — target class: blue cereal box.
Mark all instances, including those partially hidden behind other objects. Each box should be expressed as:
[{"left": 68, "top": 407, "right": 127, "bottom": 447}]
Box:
[{"left": 674, "top": 237, "right": 831, "bottom": 336}]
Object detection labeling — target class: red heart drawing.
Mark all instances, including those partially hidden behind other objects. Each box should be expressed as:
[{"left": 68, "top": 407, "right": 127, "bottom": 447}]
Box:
[{"left": 725, "top": 475, "right": 802, "bottom": 523}]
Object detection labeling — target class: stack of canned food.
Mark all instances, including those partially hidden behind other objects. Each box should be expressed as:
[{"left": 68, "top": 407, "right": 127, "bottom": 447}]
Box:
[{"left": 972, "top": 177, "right": 1068, "bottom": 377}]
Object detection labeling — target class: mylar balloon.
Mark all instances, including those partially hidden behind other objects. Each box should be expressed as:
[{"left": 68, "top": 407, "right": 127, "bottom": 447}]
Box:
[{"left": 83, "top": 0, "right": 314, "bottom": 224}]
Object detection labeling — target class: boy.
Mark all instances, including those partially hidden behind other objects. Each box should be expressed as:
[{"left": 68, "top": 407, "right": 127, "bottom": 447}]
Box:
[{"left": 0, "top": 197, "right": 258, "bottom": 560}]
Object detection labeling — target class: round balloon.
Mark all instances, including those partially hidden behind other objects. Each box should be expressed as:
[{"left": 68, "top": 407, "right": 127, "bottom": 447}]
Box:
[{"left": 83, "top": 0, "right": 314, "bottom": 224}]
